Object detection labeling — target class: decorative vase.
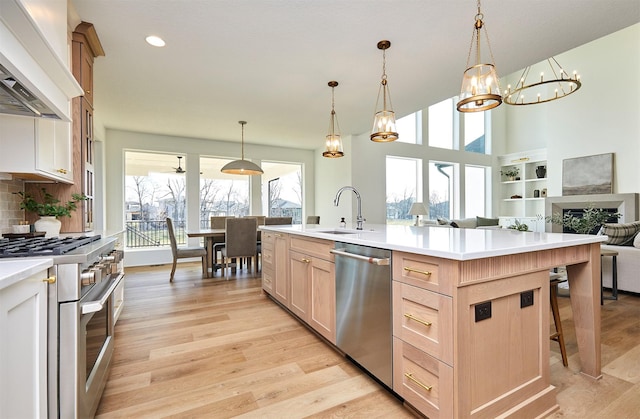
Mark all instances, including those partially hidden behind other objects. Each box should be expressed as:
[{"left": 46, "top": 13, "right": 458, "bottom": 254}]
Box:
[
  {"left": 536, "top": 165, "right": 546, "bottom": 178},
  {"left": 34, "top": 216, "right": 61, "bottom": 238}
]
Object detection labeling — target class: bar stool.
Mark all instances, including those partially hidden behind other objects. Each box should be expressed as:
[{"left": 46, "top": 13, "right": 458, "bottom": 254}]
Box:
[
  {"left": 600, "top": 248, "right": 619, "bottom": 305},
  {"left": 549, "top": 273, "right": 568, "bottom": 367}
]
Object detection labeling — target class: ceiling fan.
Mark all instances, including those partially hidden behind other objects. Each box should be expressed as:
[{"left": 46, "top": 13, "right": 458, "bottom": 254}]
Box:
[{"left": 172, "top": 156, "right": 186, "bottom": 173}]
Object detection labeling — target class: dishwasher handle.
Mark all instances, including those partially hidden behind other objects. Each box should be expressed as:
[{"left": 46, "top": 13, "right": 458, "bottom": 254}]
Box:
[{"left": 330, "top": 248, "right": 390, "bottom": 265}]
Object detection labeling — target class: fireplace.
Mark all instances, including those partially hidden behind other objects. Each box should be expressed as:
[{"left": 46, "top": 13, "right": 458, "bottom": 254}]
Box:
[{"left": 545, "top": 193, "right": 638, "bottom": 233}]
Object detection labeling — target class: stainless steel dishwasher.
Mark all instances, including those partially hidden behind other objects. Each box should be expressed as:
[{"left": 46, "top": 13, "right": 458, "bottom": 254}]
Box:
[{"left": 331, "top": 242, "right": 392, "bottom": 388}]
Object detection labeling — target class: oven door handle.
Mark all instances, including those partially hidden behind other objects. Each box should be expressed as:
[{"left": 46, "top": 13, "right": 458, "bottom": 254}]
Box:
[{"left": 81, "top": 272, "right": 125, "bottom": 315}]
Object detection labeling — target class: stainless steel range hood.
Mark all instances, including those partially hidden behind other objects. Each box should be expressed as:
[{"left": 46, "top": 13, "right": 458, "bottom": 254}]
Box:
[{"left": 0, "top": 63, "right": 59, "bottom": 118}]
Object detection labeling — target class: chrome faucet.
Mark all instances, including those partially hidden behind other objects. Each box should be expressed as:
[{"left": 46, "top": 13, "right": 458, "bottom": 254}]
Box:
[{"left": 334, "top": 186, "right": 365, "bottom": 230}]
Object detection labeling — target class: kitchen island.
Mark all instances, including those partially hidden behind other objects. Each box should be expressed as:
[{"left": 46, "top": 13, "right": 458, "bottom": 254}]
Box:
[{"left": 260, "top": 224, "right": 605, "bottom": 418}]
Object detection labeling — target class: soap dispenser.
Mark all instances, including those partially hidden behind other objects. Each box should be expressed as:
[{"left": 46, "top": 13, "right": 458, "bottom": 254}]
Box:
[{"left": 339, "top": 217, "right": 346, "bottom": 228}]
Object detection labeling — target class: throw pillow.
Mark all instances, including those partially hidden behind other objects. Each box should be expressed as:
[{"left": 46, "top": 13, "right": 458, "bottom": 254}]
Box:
[
  {"left": 450, "top": 221, "right": 459, "bottom": 228},
  {"left": 600, "top": 221, "right": 640, "bottom": 246},
  {"left": 437, "top": 217, "right": 451, "bottom": 225},
  {"left": 452, "top": 218, "right": 477, "bottom": 228},
  {"left": 476, "top": 216, "right": 500, "bottom": 227},
  {"left": 634, "top": 231, "right": 640, "bottom": 249}
]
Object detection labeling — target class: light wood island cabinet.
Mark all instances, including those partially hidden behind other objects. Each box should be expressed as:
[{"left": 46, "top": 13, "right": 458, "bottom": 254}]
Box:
[
  {"left": 261, "top": 230, "right": 289, "bottom": 306},
  {"left": 289, "top": 235, "right": 336, "bottom": 343},
  {"left": 262, "top": 225, "right": 604, "bottom": 419},
  {"left": 262, "top": 232, "right": 336, "bottom": 344}
]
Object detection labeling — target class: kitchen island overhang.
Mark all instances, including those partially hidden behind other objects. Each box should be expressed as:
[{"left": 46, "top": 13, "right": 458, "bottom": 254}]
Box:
[{"left": 260, "top": 224, "right": 605, "bottom": 418}]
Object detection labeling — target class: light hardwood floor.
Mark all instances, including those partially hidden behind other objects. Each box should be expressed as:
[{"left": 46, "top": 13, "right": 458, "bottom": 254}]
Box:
[{"left": 96, "top": 263, "right": 640, "bottom": 418}]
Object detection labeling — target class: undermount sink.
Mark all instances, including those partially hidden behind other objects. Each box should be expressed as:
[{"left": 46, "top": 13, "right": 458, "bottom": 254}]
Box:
[{"left": 317, "top": 229, "right": 360, "bottom": 235}]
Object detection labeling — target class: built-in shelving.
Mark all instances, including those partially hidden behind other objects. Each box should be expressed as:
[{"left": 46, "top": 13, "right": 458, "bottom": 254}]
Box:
[{"left": 498, "top": 149, "right": 547, "bottom": 232}]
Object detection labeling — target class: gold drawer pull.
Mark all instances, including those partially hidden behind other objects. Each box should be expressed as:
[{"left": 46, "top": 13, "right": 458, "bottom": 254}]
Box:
[
  {"left": 301, "top": 258, "right": 310, "bottom": 263},
  {"left": 404, "top": 266, "right": 432, "bottom": 276},
  {"left": 404, "top": 313, "right": 432, "bottom": 327},
  {"left": 43, "top": 276, "right": 56, "bottom": 284},
  {"left": 405, "top": 372, "right": 432, "bottom": 392}
]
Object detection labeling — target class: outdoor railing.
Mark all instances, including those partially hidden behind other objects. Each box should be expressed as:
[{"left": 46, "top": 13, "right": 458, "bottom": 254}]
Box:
[{"left": 126, "top": 219, "right": 186, "bottom": 248}]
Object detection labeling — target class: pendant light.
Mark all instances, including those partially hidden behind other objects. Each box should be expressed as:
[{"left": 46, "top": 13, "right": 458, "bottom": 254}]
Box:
[
  {"left": 323, "top": 81, "right": 344, "bottom": 158},
  {"left": 370, "top": 40, "right": 398, "bottom": 142},
  {"left": 456, "top": 0, "right": 502, "bottom": 113},
  {"left": 503, "top": 57, "right": 582, "bottom": 105},
  {"left": 220, "top": 121, "right": 263, "bottom": 175}
]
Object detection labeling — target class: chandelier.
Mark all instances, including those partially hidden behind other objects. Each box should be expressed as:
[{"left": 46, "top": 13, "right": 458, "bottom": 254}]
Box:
[{"left": 503, "top": 57, "right": 582, "bottom": 105}]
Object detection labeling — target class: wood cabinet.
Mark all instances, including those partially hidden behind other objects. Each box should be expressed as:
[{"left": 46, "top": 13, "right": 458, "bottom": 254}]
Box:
[
  {"left": 263, "top": 232, "right": 336, "bottom": 344},
  {"left": 0, "top": 115, "right": 73, "bottom": 184},
  {"left": 21, "top": 22, "right": 104, "bottom": 233},
  {"left": 392, "top": 252, "right": 454, "bottom": 418},
  {"left": 498, "top": 148, "right": 547, "bottom": 232},
  {"left": 261, "top": 231, "right": 290, "bottom": 306},
  {"left": 393, "top": 250, "right": 557, "bottom": 418},
  {"left": 0, "top": 266, "right": 50, "bottom": 418},
  {"left": 288, "top": 236, "right": 336, "bottom": 343}
]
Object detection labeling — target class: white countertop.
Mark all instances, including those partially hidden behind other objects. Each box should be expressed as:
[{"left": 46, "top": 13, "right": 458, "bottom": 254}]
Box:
[
  {"left": 261, "top": 224, "right": 607, "bottom": 260},
  {"left": 0, "top": 259, "right": 53, "bottom": 291}
]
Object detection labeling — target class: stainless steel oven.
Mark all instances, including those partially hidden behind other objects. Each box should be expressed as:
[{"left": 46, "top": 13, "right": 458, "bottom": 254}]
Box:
[{"left": 58, "top": 257, "right": 124, "bottom": 418}]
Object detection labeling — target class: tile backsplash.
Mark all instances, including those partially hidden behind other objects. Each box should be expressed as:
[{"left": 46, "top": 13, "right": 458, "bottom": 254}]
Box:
[{"left": 0, "top": 179, "right": 25, "bottom": 234}]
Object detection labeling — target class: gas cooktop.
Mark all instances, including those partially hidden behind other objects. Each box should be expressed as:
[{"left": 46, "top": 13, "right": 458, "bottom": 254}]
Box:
[{"left": 0, "top": 235, "right": 102, "bottom": 258}]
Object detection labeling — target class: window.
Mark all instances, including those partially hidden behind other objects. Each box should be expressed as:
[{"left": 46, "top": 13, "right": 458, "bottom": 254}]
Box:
[
  {"left": 386, "top": 156, "right": 422, "bottom": 225},
  {"left": 465, "top": 165, "right": 488, "bottom": 217},
  {"left": 261, "top": 161, "right": 303, "bottom": 223},
  {"left": 429, "top": 161, "right": 457, "bottom": 220},
  {"left": 428, "top": 98, "right": 454, "bottom": 149},
  {"left": 200, "top": 156, "right": 250, "bottom": 226},
  {"left": 124, "top": 151, "right": 188, "bottom": 248},
  {"left": 463, "top": 112, "right": 486, "bottom": 154},
  {"left": 396, "top": 111, "right": 422, "bottom": 144}
]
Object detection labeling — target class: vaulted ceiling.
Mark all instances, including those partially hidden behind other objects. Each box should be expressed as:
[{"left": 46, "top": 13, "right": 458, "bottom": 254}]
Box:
[{"left": 70, "top": 0, "right": 640, "bottom": 150}]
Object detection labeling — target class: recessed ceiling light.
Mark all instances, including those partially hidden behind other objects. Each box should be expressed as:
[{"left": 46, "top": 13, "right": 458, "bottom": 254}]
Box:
[{"left": 145, "top": 35, "right": 165, "bottom": 47}]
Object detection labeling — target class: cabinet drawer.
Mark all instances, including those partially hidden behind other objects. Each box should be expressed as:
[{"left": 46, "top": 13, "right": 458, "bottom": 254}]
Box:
[
  {"left": 393, "top": 281, "right": 453, "bottom": 365},
  {"left": 393, "top": 252, "right": 455, "bottom": 295},
  {"left": 393, "top": 338, "right": 453, "bottom": 419},
  {"left": 261, "top": 241, "right": 274, "bottom": 268},
  {"left": 262, "top": 267, "right": 274, "bottom": 294},
  {"left": 290, "top": 236, "right": 334, "bottom": 261}
]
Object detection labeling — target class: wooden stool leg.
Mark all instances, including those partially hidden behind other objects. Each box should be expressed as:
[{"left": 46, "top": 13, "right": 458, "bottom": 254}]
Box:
[{"left": 550, "top": 282, "right": 568, "bottom": 367}]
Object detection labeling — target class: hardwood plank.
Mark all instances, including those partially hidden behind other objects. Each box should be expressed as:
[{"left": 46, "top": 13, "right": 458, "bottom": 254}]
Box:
[{"left": 96, "top": 263, "right": 640, "bottom": 418}]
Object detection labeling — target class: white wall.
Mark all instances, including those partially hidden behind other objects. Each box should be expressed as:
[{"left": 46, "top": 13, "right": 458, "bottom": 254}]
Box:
[
  {"left": 313, "top": 135, "right": 354, "bottom": 227},
  {"left": 500, "top": 23, "right": 640, "bottom": 197}
]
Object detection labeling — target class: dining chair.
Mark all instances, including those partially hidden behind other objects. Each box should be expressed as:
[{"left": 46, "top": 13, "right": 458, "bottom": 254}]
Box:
[
  {"left": 306, "top": 215, "right": 320, "bottom": 224},
  {"left": 265, "top": 216, "right": 293, "bottom": 225},
  {"left": 166, "top": 217, "right": 207, "bottom": 282},
  {"left": 220, "top": 217, "right": 259, "bottom": 280},
  {"left": 210, "top": 216, "right": 230, "bottom": 229}
]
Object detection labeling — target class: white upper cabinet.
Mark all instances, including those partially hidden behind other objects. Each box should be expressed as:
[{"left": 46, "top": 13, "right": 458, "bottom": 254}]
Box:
[{"left": 0, "top": 115, "right": 73, "bottom": 183}]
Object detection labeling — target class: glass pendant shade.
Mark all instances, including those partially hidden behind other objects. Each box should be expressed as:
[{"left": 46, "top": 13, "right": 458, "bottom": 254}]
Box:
[
  {"left": 371, "top": 40, "right": 399, "bottom": 142},
  {"left": 220, "top": 121, "right": 263, "bottom": 175},
  {"left": 323, "top": 81, "right": 344, "bottom": 158},
  {"left": 371, "top": 108, "right": 398, "bottom": 142},
  {"left": 456, "top": 2, "right": 502, "bottom": 113}
]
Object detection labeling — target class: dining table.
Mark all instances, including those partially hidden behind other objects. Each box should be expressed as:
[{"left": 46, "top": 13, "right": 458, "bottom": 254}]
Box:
[
  {"left": 186, "top": 229, "right": 225, "bottom": 277},
  {"left": 186, "top": 228, "right": 261, "bottom": 277}
]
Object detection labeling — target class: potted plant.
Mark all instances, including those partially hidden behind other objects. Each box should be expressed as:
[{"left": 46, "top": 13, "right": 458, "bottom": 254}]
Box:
[
  {"left": 546, "top": 204, "right": 621, "bottom": 234},
  {"left": 15, "top": 188, "right": 87, "bottom": 237},
  {"left": 508, "top": 219, "right": 529, "bottom": 231},
  {"left": 500, "top": 167, "right": 520, "bottom": 181}
]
